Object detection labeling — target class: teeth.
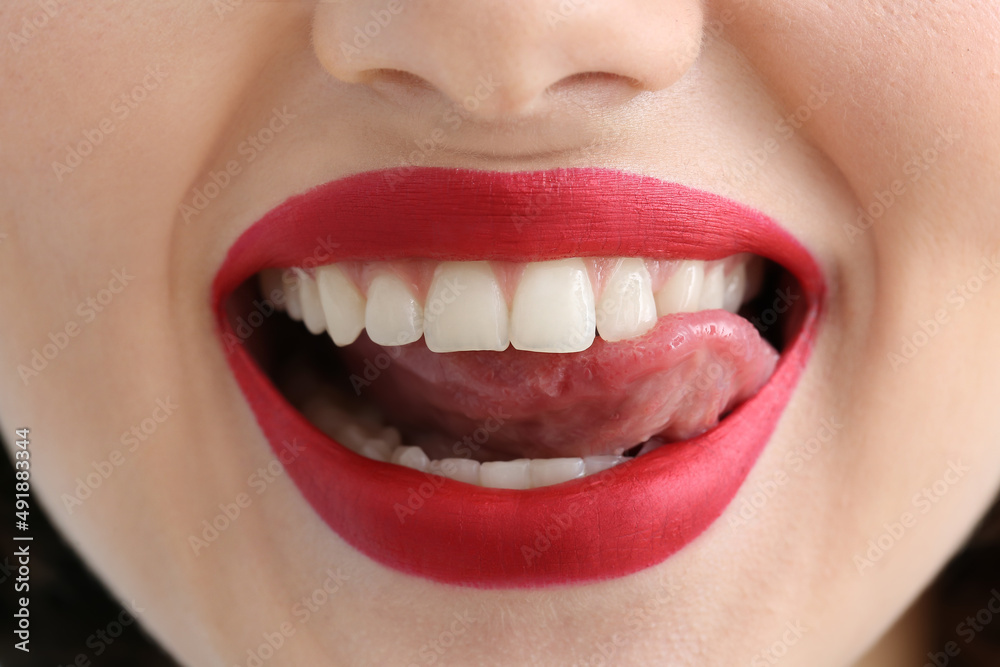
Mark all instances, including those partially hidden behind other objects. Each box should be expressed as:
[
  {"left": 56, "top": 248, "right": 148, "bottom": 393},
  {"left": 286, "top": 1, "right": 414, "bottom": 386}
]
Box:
[
  {"left": 510, "top": 258, "right": 596, "bottom": 353},
  {"left": 359, "top": 441, "right": 390, "bottom": 462},
  {"left": 423, "top": 262, "right": 510, "bottom": 353},
  {"left": 265, "top": 254, "right": 763, "bottom": 351},
  {"left": 654, "top": 260, "right": 704, "bottom": 316},
  {"left": 378, "top": 426, "right": 402, "bottom": 450},
  {"left": 359, "top": 437, "right": 394, "bottom": 462},
  {"left": 298, "top": 394, "right": 635, "bottom": 487},
  {"left": 596, "top": 258, "right": 657, "bottom": 342},
  {"left": 428, "top": 458, "right": 481, "bottom": 485},
  {"left": 479, "top": 459, "right": 532, "bottom": 489},
  {"left": 390, "top": 446, "right": 430, "bottom": 472},
  {"left": 583, "top": 455, "right": 626, "bottom": 475},
  {"left": 282, "top": 270, "right": 304, "bottom": 321},
  {"left": 295, "top": 269, "right": 328, "bottom": 335},
  {"left": 698, "top": 263, "right": 726, "bottom": 311},
  {"left": 316, "top": 264, "right": 366, "bottom": 346},
  {"left": 529, "top": 458, "right": 585, "bottom": 487},
  {"left": 365, "top": 272, "right": 423, "bottom": 346},
  {"left": 723, "top": 262, "right": 747, "bottom": 313}
]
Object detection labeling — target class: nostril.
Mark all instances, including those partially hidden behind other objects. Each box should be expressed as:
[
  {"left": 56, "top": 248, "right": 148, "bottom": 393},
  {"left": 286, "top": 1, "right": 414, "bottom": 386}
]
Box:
[
  {"left": 362, "top": 68, "right": 436, "bottom": 91},
  {"left": 312, "top": 0, "right": 705, "bottom": 119},
  {"left": 545, "top": 71, "right": 646, "bottom": 106},
  {"left": 551, "top": 71, "right": 643, "bottom": 91}
]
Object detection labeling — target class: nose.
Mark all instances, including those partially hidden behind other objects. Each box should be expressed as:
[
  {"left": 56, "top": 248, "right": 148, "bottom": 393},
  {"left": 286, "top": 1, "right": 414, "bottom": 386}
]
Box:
[{"left": 312, "top": 0, "right": 705, "bottom": 119}]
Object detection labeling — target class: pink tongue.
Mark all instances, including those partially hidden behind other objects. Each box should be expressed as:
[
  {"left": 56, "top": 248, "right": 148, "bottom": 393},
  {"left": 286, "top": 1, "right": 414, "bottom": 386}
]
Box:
[{"left": 341, "top": 311, "right": 778, "bottom": 460}]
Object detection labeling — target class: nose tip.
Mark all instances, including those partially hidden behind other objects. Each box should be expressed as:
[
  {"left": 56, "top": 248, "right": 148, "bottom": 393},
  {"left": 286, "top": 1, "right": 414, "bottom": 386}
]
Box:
[{"left": 313, "top": 1, "right": 705, "bottom": 120}]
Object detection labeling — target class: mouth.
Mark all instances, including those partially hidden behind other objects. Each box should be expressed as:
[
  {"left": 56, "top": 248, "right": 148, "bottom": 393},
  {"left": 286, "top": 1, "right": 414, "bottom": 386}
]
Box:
[{"left": 212, "top": 167, "right": 824, "bottom": 587}]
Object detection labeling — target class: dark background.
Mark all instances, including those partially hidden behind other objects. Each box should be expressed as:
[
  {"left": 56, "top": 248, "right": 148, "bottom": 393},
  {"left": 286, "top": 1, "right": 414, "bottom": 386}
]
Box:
[{"left": 0, "top": 438, "right": 176, "bottom": 667}]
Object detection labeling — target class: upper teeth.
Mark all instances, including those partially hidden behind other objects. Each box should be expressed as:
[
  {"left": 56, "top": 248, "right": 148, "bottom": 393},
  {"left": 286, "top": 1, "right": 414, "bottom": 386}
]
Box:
[{"left": 259, "top": 255, "right": 759, "bottom": 354}]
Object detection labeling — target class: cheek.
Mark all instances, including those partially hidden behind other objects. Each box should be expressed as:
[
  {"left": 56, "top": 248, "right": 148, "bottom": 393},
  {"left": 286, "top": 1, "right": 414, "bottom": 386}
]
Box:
[{"left": 723, "top": 1, "right": 1000, "bottom": 238}]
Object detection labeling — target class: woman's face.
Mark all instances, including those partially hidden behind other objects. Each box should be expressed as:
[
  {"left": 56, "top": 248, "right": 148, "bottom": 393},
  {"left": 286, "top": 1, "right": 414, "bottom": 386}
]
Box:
[{"left": 2, "top": 1, "right": 999, "bottom": 664}]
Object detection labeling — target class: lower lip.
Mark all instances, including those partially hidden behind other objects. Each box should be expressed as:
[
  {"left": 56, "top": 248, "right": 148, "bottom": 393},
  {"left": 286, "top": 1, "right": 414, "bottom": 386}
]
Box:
[{"left": 214, "top": 168, "right": 823, "bottom": 587}]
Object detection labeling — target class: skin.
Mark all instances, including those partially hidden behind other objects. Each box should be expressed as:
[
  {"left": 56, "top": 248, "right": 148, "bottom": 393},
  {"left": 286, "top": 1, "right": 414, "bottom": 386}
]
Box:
[{"left": 1, "top": 0, "right": 999, "bottom": 664}]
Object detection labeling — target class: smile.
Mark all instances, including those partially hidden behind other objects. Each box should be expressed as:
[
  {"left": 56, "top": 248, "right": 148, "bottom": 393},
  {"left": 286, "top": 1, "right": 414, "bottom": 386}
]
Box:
[{"left": 212, "top": 167, "right": 825, "bottom": 587}]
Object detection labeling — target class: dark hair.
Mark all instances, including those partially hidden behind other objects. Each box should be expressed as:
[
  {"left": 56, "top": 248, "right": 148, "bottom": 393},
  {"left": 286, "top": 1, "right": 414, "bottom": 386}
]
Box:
[
  {"left": 0, "top": 447, "right": 176, "bottom": 666},
  {"left": 932, "top": 495, "right": 1000, "bottom": 666}
]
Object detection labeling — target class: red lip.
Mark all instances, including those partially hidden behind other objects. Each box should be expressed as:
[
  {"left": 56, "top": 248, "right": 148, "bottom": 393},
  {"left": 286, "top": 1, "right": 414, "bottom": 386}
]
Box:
[{"left": 212, "top": 168, "right": 824, "bottom": 587}]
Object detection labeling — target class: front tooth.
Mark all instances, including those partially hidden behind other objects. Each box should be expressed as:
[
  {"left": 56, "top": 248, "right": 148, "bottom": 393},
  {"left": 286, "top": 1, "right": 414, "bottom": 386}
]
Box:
[
  {"left": 365, "top": 273, "right": 423, "bottom": 346},
  {"left": 316, "top": 264, "right": 366, "bottom": 346},
  {"left": 429, "top": 458, "right": 481, "bottom": 485},
  {"left": 479, "top": 459, "right": 532, "bottom": 489},
  {"left": 596, "top": 258, "right": 657, "bottom": 342},
  {"left": 510, "top": 258, "right": 596, "bottom": 353},
  {"left": 722, "top": 262, "right": 748, "bottom": 313},
  {"left": 529, "top": 458, "right": 585, "bottom": 488},
  {"left": 654, "top": 260, "right": 704, "bottom": 316},
  {"left": 583, "top": 455, "right": 625, "bottom": 476},
  {"left": 295, "top": 269, "right": 327, "bottom": 335},
  {"left": 390, "top": 446, "right": 430, "bottom": 472},
  {"left": 699, "top": 263, "right": 726, "bottom": 310},
  {"left": 424, "top": 262, "right": 509, "bottom": 352},
  {"left": 282, "top": 270, "right": 304, "bottom": 321}
]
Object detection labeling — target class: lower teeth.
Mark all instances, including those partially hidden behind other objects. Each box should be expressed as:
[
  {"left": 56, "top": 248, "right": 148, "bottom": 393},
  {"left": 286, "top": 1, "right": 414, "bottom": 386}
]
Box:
[{"left": 299, "top": 393, "right": 637, "bottom": 490}]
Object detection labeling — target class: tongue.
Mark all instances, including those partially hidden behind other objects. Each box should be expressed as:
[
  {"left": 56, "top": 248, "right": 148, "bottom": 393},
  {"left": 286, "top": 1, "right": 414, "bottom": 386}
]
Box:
[{"left": 340, "top": 311, "right": 778, "bottom": 461}]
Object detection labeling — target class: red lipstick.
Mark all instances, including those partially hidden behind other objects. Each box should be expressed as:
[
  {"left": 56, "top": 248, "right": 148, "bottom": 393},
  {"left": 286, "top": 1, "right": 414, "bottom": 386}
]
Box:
[{"left": 212, "top": 168, "right": 824, "bottom": 587}]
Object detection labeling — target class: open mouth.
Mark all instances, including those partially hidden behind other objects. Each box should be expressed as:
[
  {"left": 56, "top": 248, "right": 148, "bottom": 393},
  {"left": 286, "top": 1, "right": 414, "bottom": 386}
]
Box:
[{"left": 213, "top": 168, "right": 824, "bottom": 587}]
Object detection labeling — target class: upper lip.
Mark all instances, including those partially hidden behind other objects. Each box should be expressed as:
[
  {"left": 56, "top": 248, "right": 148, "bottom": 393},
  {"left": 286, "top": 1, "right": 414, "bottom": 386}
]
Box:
[
  {"left": 211, "top": 167, "right": 826, "bottom": 288},
  {"left": 212, "top": 167, "right": 825, "bottom": 587}
]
